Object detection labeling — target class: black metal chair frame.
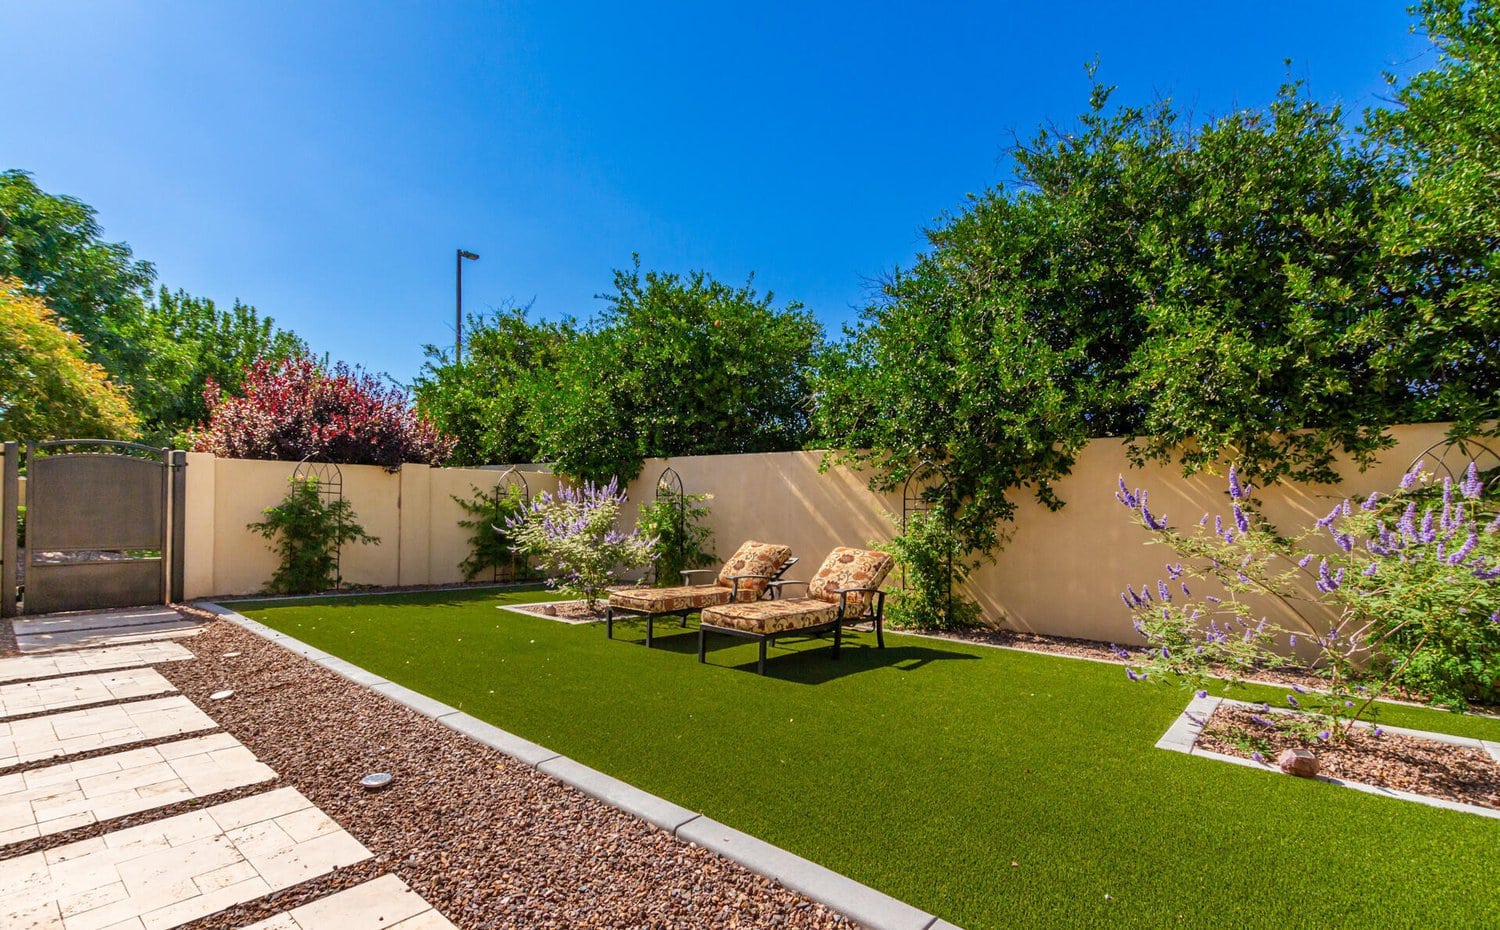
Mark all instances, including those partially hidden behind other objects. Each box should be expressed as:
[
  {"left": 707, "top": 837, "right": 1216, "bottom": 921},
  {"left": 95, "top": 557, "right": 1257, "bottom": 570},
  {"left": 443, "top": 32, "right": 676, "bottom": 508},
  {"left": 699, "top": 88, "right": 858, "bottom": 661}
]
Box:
[
  {"left": 697, "top": 582, "right": 888, "bottom": 675},
  {"left": 605, "top": 557, "right": 800, "bottom": 648}
]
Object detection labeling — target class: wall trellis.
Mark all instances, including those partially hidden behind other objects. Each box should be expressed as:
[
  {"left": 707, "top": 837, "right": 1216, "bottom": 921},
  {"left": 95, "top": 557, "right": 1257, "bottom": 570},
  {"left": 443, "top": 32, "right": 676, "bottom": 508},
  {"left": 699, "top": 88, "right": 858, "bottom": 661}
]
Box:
[
  {"left": 292, "top": 455, "right": 345, "bottom": 589},
  {"left": 901, "top": 460, "right": 954, "bottom": 621}
]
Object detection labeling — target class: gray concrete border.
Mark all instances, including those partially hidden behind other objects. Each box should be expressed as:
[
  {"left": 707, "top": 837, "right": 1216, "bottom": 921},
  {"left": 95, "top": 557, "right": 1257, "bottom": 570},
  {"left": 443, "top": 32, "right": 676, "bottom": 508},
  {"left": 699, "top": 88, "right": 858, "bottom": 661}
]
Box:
[{"left": 199, "top": 601, "right": 954, "bottom": 930}]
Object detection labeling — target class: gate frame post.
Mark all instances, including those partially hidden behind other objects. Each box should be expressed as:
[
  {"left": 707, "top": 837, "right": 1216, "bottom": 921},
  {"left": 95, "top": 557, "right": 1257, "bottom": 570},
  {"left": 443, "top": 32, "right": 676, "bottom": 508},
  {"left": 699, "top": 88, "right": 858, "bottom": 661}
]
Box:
[
  {"left": 170, "top": 450, "right": 187, "bottom": 603},
  {"left": 1, "top": 442, "right": 16, "bottom": 618}
]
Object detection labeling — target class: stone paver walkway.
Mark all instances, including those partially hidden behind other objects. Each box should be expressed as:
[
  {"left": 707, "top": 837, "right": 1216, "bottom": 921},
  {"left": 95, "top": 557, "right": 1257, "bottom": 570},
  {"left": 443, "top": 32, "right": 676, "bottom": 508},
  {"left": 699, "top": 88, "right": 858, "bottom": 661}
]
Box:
[
  {"left": 0, "top": 733, "right": 276, "bottom": 846},
  {"left": 0, "top": 609, "right": 459, "bottom": 930},
  {"left": 0, "top": 643, "right": 195, "bottom": 685},
  {"left": 240, "top": 875, "right": 459, "bottom": 930},
  {"left": 13, "top": 608, "right": 205, "bottom": 654},
  {"left": 0, "top": 696, "right": 217, "bottom": 768},
  {"left": 0, "top": 669, "right": 177, "bottom": 720},
  {"left": 1, "top": 787, "right": 371, "bottom": 930}
]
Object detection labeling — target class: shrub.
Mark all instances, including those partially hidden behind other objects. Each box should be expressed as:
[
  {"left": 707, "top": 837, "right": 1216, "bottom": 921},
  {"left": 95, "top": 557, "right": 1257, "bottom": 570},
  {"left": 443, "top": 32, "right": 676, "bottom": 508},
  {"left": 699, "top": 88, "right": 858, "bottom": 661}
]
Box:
[
  {"left": 636, "top": 486, "right": 716, "bottom": 585},
  {"left": 453, "top": 481, "right": 536, "bottom": 582},
  {"left": 505, "top": 478, "right": 656, "bottom": 611},
  {"left": 247, "top": 475, "right": 378, "bottom": 595},
  {"left": 190, "top": 356, "right": 454, "bottom": 469},
  {"left": 1115, "top": 460, "right": 1500, "bottom": 733},
  {"left": 879, "top": 510, "right": 982, "bottom": 630}
]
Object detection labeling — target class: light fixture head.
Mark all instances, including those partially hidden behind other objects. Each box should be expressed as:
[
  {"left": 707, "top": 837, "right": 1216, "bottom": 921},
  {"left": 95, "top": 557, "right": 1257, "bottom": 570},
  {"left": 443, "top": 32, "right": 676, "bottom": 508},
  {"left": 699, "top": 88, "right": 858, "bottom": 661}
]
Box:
[{"left": 458, "top": 250, "right": 480, "bottom": 261}]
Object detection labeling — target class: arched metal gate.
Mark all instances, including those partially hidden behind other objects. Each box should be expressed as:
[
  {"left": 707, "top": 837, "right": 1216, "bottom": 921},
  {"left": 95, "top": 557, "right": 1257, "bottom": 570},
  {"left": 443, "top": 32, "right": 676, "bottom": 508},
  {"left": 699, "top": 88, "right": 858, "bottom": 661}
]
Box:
[{"left": 1, "top": 440, "right": 186, "bottom": 617}]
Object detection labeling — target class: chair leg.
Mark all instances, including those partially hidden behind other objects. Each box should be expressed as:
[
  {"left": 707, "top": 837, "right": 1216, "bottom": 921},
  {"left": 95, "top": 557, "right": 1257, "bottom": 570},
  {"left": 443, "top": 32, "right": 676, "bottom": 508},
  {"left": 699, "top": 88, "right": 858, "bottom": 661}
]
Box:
[
  {"left": 606, "top": 607, "right": 613, "bottom": 639},
  {"left": 698, "top": 627, "right": 707, "bottom": 663},
  {"left": 876, "top": 615, "right": 885, "bottom": 649},
  {"left": 758, "top": 639, "right": 767, "bottom": 675},
  {"left": 832, "top": 623, "right": 842, "bottom": 660},
  {"left": 680, "top": 611, "right": 689, "bottom": 628},
  {"left": 646, "top": 614, "right": 655, "bottom": 648}
]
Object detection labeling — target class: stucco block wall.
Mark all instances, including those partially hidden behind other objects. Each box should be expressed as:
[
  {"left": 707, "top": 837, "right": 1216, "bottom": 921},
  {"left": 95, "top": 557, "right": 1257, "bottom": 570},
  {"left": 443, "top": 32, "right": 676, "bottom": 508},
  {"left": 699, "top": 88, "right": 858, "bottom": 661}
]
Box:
[{"left": 179, "top": 423, "right": 1459, "bottom": 644}]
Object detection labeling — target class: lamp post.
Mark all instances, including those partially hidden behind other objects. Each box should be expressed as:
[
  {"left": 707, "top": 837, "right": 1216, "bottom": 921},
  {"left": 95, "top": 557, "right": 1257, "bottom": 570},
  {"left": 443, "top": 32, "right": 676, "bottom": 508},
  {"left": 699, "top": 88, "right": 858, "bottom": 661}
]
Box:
[{"left": 455, "top": 248, "right": 480, "bottom": 363}]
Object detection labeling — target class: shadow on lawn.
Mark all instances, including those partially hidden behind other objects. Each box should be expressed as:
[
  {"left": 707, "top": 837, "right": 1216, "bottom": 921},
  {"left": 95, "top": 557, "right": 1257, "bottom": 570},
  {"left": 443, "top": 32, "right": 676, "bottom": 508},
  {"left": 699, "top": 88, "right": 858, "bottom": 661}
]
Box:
[{"left": 617, "top": 624, "right": 979, "bottom": 683}]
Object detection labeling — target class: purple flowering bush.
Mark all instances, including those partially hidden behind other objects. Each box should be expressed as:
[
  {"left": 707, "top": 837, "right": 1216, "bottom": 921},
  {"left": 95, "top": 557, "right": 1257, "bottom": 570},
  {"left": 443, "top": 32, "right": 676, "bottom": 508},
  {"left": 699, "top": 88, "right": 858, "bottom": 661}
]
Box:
[
  {"left": 506, "top": 478, "right": 657, "bottom": 611},
  {"left": 1116, "top": 460, "right": 1500, "bottom": 730}
]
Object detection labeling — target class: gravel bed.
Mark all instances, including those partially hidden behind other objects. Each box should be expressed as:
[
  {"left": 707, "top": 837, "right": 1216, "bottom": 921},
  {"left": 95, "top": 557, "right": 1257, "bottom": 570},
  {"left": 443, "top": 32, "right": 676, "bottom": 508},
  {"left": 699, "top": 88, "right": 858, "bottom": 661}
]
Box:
[
  {"left": 1199, "top": 704, "right": 1500, "bottom": 810},
  {"left": 157, "top": 620, "right": 852, "bottom": 930},
  {"left": 505, "top": 599, "right": 610, "bottom": 624},
  {"left": 0, "top": 619, "right": 16, "bottom": 658}
]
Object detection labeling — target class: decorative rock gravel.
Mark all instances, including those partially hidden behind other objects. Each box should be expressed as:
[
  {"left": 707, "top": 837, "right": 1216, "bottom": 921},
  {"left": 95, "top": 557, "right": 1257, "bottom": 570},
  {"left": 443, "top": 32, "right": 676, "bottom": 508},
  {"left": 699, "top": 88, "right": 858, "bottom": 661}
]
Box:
[{"left": 155, "top": 620, "right": 853, "bottom": 930}]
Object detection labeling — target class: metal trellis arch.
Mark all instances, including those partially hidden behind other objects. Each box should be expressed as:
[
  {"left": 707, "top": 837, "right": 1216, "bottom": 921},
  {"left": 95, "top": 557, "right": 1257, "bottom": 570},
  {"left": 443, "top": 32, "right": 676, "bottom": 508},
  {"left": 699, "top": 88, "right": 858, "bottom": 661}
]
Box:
[
  {"left": 901, "top": 460, "right": 954, "bottom": 622},
  {"left": 292, "top": 456, "right": 345, "bottom": 589}
]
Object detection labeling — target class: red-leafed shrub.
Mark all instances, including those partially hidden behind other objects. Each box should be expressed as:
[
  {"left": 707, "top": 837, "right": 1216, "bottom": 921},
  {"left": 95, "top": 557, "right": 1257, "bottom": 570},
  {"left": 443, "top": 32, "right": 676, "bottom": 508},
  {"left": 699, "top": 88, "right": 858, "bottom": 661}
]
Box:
[{"left": 189, "top": 356, "right": 454, "bottom": 469}]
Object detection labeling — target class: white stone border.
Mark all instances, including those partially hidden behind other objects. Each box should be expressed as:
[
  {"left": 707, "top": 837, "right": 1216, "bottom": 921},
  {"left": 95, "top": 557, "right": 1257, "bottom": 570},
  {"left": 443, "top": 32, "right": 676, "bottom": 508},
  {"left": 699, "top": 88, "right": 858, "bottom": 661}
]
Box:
[
  {"left": 494, "top": 599, "right": 604, "bottom": 626},
  {"left": 1158, "top": 694, "right": 1500, "bottom": 820},
  {"left": 198, "top": 601, "right": 954, "bottom": 930}
]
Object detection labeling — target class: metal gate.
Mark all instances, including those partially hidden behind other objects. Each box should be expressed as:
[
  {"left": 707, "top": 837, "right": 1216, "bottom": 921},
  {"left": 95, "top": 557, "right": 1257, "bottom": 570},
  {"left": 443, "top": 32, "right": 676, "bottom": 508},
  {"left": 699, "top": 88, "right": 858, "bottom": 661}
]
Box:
[{"left": 1, "top": 441, "right": 186, "bottom": 616}]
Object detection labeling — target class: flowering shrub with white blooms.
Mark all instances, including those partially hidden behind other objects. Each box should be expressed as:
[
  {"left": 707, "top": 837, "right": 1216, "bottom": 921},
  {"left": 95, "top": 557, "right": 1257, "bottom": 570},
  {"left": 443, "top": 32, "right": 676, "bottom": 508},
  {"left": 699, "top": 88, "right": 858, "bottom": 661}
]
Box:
[
  {"left": 506, "top": 478, "right": 656, "bottom": 611},
  {"left": 1115, "top": 459, "right": 1500, "bottom": 731}
]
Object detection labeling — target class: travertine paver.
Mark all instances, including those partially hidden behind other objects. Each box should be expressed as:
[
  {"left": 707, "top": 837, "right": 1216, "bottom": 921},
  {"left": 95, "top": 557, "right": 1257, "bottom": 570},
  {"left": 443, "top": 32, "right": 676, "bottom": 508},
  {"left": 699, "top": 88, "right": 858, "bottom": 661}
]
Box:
[
  {"left": 0, "top": 669, "right": 177, "bottom": 720},
  {"left": 0, "top": 733, "right": 276, "bottom": 846},
  {"left": 13, "top": 608, "right": 205, "bottom": 655},
  {"left": 0, "top": 696, "right": 217, "bottom": 769},
  {"left": 0, "top": 642, "right": 195, "bottom": 685},
  {"left": 240, "top": 874, "right": 458, "bottom": 930},
  {"left": 1, "top": 787, "right": 370, "bottom": 930}
]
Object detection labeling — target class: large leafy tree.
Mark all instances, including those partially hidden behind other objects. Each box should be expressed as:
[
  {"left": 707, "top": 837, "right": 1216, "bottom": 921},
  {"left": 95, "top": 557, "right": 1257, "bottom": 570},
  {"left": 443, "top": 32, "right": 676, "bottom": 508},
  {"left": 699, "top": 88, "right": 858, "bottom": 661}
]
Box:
[
  {"left": 188, "top": 355, "right": 454, "bottom": 469},
  {"left": 0, "top": 278, "right": 138, "bottom": 440},
  {"left": 539, "top": 257, "right": 822, "bottom": 482},
  {"left": 412, "top": 306, "right": 571, "bottom": 466},
  {"left": 112, "top": 288, "right": 306, "bottom": 445},
  {"left": 0, "top": 170, "right": 304, "bottom": 444},
  {"left": 816, "top": 71, "right": 1429, "bottom": 555},
  {"left": 1366, "top": 0, "right": 1499, "bottom": 437},
  {"left": 0, "top": 169, "right": 154, "bottom": 365}
]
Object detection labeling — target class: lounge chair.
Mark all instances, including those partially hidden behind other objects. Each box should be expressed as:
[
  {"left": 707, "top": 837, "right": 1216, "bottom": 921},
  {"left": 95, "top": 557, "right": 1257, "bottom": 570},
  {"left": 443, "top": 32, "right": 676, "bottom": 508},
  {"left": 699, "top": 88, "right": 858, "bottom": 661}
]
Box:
[
  {"left": 697, "top": 547, "right": 894, "bottom": 674},
  {"left": 606, "top": 540, "right": 793, "bottom": 646}
]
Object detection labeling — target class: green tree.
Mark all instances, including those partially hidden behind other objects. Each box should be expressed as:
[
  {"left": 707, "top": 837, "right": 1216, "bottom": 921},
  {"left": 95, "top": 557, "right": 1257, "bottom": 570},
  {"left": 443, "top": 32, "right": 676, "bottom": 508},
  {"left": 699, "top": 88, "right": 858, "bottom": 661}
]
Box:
[
  {"left": 112, "top": 288, "right": 306, "bottom": 444},
  {"left": 412, "top": 306, "right": 571, "bottom": 466},
  {"left": 540, "top": 257, "right": 823, "bottom": 482},
  {"left": 1366, "top": 0, "right": 1500, "bottom": 438},
  {"left": 0, "top": 278, "right": 139, "bottom": 440},
  {"left": 0, "top": 169, "right": 154, "bottom": 367}
]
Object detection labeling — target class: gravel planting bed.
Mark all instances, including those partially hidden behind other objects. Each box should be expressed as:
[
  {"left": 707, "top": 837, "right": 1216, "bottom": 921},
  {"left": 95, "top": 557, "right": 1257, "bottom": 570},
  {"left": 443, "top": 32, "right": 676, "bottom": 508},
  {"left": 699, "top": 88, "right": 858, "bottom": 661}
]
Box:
[
  {"left": 1199, "top": 704, "right": 1500, "bottom": 810},
  {"left": 0, "top": 619, "right": 16, "bottom": 657},
  {"left": 155, "top": 620, "right": 851, "bottom": 930},
  {"left": 503, "top": 599, "right": 609, "bottom": 624}
]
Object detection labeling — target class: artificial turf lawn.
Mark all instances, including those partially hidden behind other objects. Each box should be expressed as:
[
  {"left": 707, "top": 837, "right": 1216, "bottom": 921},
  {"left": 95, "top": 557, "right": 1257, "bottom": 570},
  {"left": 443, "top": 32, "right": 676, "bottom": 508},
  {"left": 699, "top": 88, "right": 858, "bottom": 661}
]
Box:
[{"left": 239, "top": 588, "right": 1500, "bottom": 930}]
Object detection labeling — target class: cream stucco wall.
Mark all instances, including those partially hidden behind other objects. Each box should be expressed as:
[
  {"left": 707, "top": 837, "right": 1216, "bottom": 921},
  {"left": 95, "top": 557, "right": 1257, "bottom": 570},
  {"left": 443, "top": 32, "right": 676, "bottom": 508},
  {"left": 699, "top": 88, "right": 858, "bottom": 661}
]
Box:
[{"left": 180, "top": 423, "right": 1462, "bottom": 645}]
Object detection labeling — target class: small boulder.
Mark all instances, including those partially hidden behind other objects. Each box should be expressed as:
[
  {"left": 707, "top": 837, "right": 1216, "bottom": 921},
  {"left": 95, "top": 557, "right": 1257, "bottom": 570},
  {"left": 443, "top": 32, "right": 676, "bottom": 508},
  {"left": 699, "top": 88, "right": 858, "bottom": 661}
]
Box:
[{"left": 1277, "top": 748, "right": 1319, "bottom": 777}]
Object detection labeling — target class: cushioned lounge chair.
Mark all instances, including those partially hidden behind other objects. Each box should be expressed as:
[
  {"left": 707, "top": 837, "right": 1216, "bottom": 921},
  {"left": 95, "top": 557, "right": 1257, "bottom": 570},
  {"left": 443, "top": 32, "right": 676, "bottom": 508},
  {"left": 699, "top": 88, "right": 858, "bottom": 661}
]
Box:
[
  {"left": 697, "top": 547, "right": 894, "bottom": 674},
  {"left": 606, "top": 540, "right": 793, "bottom": 647}
]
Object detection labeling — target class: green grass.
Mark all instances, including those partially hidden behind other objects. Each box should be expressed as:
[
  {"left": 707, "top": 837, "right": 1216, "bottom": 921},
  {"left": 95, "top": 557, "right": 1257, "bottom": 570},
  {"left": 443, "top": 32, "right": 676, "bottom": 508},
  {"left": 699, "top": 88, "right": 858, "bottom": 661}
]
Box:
[{"left": 238, "top": 588, "right": 1500, "bottom": 930}]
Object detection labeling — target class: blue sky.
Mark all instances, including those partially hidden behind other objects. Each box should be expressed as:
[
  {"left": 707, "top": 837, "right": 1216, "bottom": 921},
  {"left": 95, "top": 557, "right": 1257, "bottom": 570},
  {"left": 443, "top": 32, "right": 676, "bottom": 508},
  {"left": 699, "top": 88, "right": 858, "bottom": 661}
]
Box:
[{"left": 7, "top": 2, "right": 1429, "bottom": 384}]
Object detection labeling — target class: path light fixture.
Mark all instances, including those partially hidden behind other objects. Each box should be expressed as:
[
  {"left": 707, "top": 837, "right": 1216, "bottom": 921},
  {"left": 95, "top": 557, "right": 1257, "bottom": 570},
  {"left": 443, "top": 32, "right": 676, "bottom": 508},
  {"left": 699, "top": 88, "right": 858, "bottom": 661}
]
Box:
[
  {"left": 455, "top": 249, "right": 480, "bottom": 363},
  {"left": 360, "top": 772, "right": 394, "bottom": 791}
]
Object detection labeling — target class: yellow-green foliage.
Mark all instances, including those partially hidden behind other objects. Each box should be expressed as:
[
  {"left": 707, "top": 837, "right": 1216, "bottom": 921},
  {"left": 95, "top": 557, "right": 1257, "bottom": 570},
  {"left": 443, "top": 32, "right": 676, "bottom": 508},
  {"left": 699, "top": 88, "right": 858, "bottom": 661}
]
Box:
[{"left": 0, "top": 278, "right": 138, "bottom": 440}]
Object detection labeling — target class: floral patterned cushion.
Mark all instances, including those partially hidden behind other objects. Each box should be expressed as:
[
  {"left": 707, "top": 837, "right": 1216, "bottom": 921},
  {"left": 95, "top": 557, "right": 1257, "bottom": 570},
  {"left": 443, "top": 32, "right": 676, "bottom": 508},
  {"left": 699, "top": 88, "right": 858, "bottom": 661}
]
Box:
[
  {"left": 716, "top": 540, "right": 793, "bottom": 602},
  {"left": 609, "top": 585, "right": 733, "bottom": 614},
  {"left": 701, "top": 598, "right": 839, "bottom": 635},
  {"left": 807, "top": 547, "right": 895, "bottom": 614}
]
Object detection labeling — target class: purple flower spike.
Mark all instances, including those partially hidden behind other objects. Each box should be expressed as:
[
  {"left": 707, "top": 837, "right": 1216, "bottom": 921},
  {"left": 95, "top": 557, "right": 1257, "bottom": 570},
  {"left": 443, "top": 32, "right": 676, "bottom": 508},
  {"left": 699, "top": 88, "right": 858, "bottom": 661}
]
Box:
[
  {"left": 1181, "top": 582, "right": 1191, "bottom": 596},
  {"left": 1362, "top": 562, "right": 1378, "bottom": 577},
  {"left": 1251, "top": 751, "right": 1265, "bottom": 763},
  {"left": 1400, "top": 461, "right": 1423, "bottom": 490},
  {"left": 1372, "top": 726, "right": 1384, "bottom": 737},
  {"left": 1228, "top": 465, "right": 1245, "bottom": 500},
  {"left": 1317, "top": 730, "right": 1330, "bottom": 741},
  {"left": 1205, "top": 595, "right": 1221, "bottom": 604},
  {"left": 1250, "top": 714, "right": 1274, "bottom": 728},
  {"left": 1289, "top": 634, "right": 1297, "bottom": 648},
  {"left": 1157, "top": 580, "right": 1172, "bottom": 602},
  {"left": 1120, "top": 592, "right": 1133, "bottom": 609},
  {"left": 1195, "top": 689, "right": 1208, "bottom": 699},
  {"left": 1461, "top": 461, "right": 1483, "bottom": 500},
  {"left": 1297, "top": 554, "right": 1313, "bottom": 568},
  {"left": 1360, "top": 491, "right": 1379, "bottom": 511},
  {"left": 1292, "top": 684, "right": 1307, "bottom": 694},
  {"left": 1233, "top": 504, "right": 1250, "bottom": 533},
  {"left": 1286, "top": 695, "right": 1299, "bottom": 708}
]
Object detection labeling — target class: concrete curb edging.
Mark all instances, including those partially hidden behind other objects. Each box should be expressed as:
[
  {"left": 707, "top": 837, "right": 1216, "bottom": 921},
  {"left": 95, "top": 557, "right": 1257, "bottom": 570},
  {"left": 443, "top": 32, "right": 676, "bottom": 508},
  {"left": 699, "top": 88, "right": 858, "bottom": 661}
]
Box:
[
  {"left": 198, "top": 601, "right": 955, "bottom": 930},
  {"left": 1158, "top": 694, "right": 1500, "bottom": 821}
]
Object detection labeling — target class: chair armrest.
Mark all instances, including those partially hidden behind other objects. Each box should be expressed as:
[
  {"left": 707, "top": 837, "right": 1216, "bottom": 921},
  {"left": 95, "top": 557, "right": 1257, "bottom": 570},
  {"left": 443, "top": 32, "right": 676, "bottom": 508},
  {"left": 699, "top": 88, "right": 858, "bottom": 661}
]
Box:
[
  {"left": 723, "top": 573, "right": 772, "bottom": 581},
  {"left": 679, "top": 569, "right": 717, "bottom": 581},
  {"left": 832, "top": 585, "right": 884, "bottom": 595},
  {"left": 766, "top": 580, "right": 809, "bottom": 600},
  {"left": 725, "top": 573, "right": 771, "bottom": 601}
]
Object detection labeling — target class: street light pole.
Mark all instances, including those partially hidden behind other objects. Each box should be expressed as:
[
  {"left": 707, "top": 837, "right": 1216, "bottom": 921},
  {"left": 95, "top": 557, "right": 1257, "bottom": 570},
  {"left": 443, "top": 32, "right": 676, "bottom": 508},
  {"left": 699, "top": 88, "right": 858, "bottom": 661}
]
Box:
[{"left": 456, "top": 248, "right": 480, "bottom": 363}]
